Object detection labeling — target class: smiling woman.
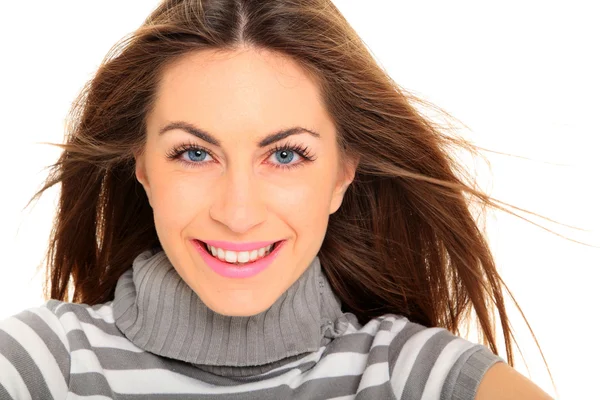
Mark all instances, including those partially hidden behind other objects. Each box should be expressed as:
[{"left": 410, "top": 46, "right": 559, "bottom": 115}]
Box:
[
  {"left": 134, "top": 48, "right": 358, "bottom": 316},
  {"left": 0, "top": 0, "right": 553, "bottom": 399}
]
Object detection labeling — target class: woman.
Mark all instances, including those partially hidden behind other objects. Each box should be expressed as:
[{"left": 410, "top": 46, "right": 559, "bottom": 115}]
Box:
[{"left": 0, "top": 0, "right": 554, "bottom": 399}]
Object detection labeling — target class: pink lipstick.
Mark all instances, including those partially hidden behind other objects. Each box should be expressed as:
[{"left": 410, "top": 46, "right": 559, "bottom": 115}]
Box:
[{"left": 191, "top": 239, "right": 286, "bottom": 279}]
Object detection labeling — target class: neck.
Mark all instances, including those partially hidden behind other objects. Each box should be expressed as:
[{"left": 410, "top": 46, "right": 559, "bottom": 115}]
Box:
[{"left": 112, "top": 248, "right": 349, "bottom": 377}]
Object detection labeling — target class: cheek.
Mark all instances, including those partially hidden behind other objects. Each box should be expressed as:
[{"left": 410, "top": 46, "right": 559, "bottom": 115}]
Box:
[
  {"left": 268, "top": 170, "right": 334, "bottom": 234},
  {"left": 150, "top": 171, "right": 212, "bottom": 230}
]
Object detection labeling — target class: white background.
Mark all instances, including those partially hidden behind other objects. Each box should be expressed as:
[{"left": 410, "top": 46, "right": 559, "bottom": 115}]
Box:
[{"left": 0, "top": 1, "right": 598, "bottom": 398}]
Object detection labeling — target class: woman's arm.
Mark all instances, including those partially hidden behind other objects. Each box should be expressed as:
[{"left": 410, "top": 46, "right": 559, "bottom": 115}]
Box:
[{"left": 475, "top": 362, "right": 554, "bottom": 399}]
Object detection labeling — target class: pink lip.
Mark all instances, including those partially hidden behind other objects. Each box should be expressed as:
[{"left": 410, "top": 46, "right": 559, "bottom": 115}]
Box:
[
  {"left": 191, "top": 239, "right": 286, "bottom": 279},
  {"left": 201, "top": 240, "right": 278, "bottom": 252}
]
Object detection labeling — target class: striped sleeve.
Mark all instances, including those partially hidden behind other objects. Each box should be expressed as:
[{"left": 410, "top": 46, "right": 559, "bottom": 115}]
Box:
[
  {"left": 0, "top": 302, "right": 71, "bottom": 400},
  {"left": 388, "top": 318, "right": 506, "bottom": 400}
]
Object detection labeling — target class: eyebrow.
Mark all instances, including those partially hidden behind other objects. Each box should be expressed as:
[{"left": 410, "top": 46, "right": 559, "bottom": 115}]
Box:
[{"left": 158, "top": 121, "right": 321, "bottom": 147}]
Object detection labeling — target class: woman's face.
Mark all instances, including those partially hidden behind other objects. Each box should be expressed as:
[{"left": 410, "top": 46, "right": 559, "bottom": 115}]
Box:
[{"left": 136, "top": 48, "right": 357, "bottom": 316}]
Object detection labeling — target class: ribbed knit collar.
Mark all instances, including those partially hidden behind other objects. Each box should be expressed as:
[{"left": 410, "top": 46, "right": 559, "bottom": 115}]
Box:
[{"left": 112, "top": 248, "right": 349, "bottom": 377}]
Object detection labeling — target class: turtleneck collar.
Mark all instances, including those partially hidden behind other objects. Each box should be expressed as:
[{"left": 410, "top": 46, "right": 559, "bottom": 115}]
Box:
[{"left": 112, "top": 248, "right": 350, "bottom": 377}]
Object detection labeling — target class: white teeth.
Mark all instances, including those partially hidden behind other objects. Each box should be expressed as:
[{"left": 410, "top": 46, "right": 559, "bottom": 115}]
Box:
[
  {"left": 204, "top": 242, "right": 278, "bottom": 264},
  {"left": 237, "top": 251, "right": 250, "bottom": 263},
  {"left": 225, "top": 250, "right": 237, "bottom": 263},
  {"left": 249, "top": 250, "right": 258, "bottom": 261}
]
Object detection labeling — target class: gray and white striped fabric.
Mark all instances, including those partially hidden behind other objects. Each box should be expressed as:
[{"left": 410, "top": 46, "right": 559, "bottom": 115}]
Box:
[{"left": 0, "top": 300, "right": 504, "bottom": 399}]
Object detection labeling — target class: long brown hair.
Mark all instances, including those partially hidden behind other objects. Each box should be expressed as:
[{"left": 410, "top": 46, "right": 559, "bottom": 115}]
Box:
[{"left": 30, "top": 0, "right": 553, "bottom": 386}]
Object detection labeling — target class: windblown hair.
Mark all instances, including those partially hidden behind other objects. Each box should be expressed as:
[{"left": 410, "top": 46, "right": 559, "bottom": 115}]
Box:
[{"left": 30, "top": 0, "right": 551, "bottom": 382}]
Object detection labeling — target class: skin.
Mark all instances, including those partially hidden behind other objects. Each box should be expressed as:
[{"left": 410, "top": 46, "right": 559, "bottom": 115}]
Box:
[
  {"left": 476, "top": 362, "right": 554, "bottom": 399},
  {"left": 135, "top": 46, "right": 358, "bottom": 317}
]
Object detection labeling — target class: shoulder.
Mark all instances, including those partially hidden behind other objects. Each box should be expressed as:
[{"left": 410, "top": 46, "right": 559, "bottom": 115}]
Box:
[
  {"left": 0, "top": 299, "right": 76, "bottom": 355},
  {"left": 0, "top": 300, "right": 73, "bottom": 398},
  {"left": 1, "top": 299, "right": 120, "bottom": 341},
  {"left": 475, "top": 362, "right": 554, "bottom": 399},
  {"left": 347, "top": 313, "right": 507, "bottom": 400},
  {"left": 0, "top": 299, "right": 120, "bottom": 399}
]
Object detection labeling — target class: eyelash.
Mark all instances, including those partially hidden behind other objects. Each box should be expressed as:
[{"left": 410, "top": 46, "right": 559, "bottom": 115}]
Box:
[{"left": 165, "top": 140, "right": 316, "bottom": 170}]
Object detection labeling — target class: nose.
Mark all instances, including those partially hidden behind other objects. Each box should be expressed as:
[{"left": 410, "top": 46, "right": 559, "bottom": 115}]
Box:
[{"left": 209, "top": 165, "right": 267, "bottom": 234}]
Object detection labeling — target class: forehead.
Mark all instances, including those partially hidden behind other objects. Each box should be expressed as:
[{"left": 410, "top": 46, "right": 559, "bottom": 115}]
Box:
[{"left": 149, "top": 48, "right": 332, "bottom": 137}]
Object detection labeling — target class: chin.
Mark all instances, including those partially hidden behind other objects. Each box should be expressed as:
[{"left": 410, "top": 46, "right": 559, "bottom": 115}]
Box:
[{"left": 208, "top": 300, "right": 271, "bottom": 317}]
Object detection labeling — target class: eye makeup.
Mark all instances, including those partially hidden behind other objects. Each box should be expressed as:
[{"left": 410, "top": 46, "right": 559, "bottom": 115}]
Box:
[{"left": 164, "top": 139, "right": 317, "bottom": 170}]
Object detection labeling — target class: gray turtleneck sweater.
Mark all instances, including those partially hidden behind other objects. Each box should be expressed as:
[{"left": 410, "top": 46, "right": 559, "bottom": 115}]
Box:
[{"left": 0, "top": 248, "right": 504, "bottom": 399}]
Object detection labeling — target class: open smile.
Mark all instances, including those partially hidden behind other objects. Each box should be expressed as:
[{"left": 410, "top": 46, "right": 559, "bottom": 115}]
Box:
[
  {"left": 200, "top": 240, "right": 282, "bottom": 265},
  {"left": 191, "top": 239, "right": 287, "bottom": 279}
]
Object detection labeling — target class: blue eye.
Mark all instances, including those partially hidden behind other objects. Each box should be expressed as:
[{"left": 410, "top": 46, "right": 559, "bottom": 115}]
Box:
[
  {"left": 266, "top": 143, "right": 315, "bottom": 170},
  {"left": 165, "top": 143, "right": 216, "bottom": 168},
  {"left": 184, "top": 149, "right": 211, "bottom": 163},
  {"left": 273, "top": 149, "right": 296, "bottom": 164}
]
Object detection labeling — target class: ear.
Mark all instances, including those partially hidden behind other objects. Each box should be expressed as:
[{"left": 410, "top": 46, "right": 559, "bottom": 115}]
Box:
[
  {"left": 329, "top": 152, "right": 360, "bottom": 215},
  {"left": 134, "top": 152, "right": 152, "bottom": 207}
]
